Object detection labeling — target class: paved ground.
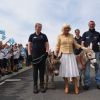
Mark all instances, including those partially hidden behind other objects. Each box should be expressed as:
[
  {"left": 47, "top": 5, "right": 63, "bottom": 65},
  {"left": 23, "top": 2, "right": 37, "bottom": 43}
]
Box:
[
  {"left": 0, "top": 68, "right": 33, "bottom": 100},
  {"left": 0, "top": 68, "right": 100, "bottom": 100}
]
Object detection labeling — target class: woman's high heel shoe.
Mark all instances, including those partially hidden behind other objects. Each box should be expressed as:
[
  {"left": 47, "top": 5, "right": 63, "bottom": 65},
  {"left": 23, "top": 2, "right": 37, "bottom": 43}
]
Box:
[
  {"left": 75, "top": 86, "right": 79, "bottom": 94},
  {"left": 65, "top": 86, "right": 69, "bottom": 94}
]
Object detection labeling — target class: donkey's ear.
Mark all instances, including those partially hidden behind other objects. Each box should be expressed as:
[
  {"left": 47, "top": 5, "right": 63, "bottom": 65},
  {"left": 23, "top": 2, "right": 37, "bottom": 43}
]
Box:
[
  {"left": 52, "top": 51, "right": 54, "bottom": 55},
  {"left": 53, "top": 51, "right": 58, "bottom": 57},
  {"left": 52, "top": 51, "right": 55, "bottom": 56},
  {"left": 58, "top": 52, "right": 62, "bottom": 59},
  {"left": 51, "top": 51, "right": 54, "bottom": 58},
  {"left": 89, "top": 43, "right": 93, "bottom": 49}
]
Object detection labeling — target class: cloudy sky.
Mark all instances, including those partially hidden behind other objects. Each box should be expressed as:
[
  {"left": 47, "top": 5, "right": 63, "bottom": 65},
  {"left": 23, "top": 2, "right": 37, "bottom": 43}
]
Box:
[{"left": 0, "top": 0, "right": 100, "bottom": 49}]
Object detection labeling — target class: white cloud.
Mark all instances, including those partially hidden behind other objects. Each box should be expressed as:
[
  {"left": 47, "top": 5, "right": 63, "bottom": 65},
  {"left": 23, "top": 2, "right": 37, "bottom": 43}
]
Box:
[{"left": 0, "top": 0, "right": 100, "bottom": 48}]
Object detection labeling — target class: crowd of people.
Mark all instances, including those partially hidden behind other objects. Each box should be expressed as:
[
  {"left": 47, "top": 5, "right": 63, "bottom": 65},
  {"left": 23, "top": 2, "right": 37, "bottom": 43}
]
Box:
[
  {"left": 28, "top": 21, "right": 100, "bottom": 94},
  {"left": 0, "top": 41, "right": 31, "bottom": 77}
]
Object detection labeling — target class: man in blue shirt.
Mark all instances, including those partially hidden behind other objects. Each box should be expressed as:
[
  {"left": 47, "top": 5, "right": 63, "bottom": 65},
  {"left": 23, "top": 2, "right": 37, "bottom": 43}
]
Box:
[
  {"left": 28, "top": 23, "right": 49, "bottom": 94},
  {"left": 82, "top": 21, "right": 100, "bottom": 90}
]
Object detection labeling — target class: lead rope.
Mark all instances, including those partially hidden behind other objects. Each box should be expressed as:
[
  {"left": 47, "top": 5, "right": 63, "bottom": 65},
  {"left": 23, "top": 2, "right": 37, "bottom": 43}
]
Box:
[{"left": 32, "top": 53, "right": 47, "bottom": 64}]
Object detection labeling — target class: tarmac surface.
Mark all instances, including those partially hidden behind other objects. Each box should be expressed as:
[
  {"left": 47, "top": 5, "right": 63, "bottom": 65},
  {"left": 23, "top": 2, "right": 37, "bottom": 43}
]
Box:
[{"left": 0, "top": 68, "right": 100, "bottom": 100}]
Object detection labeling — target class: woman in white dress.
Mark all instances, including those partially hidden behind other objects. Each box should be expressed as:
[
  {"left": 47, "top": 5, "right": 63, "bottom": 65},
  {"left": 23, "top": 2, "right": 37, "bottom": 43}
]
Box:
[{"left": 56, "top": 24, "right": 89, "bottom": 94}]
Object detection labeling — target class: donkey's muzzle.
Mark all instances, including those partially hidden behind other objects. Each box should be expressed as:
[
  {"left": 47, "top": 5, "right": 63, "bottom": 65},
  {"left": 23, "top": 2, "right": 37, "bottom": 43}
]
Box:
[{"left": 54, "top": 70, "right": 59, "bottom": 76}]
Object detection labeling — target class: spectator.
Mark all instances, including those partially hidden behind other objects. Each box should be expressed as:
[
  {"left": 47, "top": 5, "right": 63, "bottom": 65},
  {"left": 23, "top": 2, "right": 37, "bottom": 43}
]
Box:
[
  {"left": 13, "top": 44, "right": 20, "bottom": 72},
  {"left": 25, "top": 44, "right": 31, "bottom": 66}
]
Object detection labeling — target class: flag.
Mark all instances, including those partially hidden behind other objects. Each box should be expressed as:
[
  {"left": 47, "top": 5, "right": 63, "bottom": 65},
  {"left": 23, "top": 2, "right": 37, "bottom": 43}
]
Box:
[
  {"left": 0, "top": 30, "right": 6, "bottom": 40},
  {"left": 8, "top": 38, "right": 15, "bottom": 45},
  {"left": 1, "top": 35, "right": 6, "bottom": 40},
  {"left": 0, "top": 30, "right": 5, "bottom": 35}
]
